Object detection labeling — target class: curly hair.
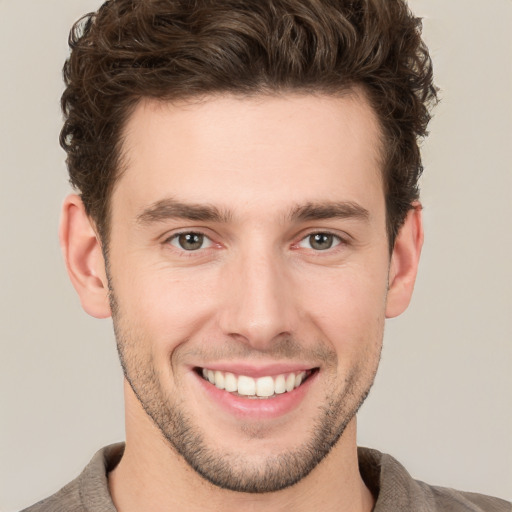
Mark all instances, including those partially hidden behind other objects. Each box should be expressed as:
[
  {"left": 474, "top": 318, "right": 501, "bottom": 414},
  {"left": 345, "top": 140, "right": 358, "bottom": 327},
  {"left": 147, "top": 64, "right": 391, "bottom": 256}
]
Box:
[{"left": 61, "top": 0, "right": 437, "bottom": 247}]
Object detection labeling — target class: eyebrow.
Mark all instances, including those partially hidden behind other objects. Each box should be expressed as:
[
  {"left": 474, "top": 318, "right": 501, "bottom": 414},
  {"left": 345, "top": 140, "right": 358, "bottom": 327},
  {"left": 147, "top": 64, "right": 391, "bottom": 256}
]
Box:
[
  {"left": 136, "top": 198, "right": 369, "bottom": 225},
  {"left": 136, "top": 198, "right": 232, "bottom": 224},
  {"left": 286, "top": 201, "right": 370, "bottom": 223}
]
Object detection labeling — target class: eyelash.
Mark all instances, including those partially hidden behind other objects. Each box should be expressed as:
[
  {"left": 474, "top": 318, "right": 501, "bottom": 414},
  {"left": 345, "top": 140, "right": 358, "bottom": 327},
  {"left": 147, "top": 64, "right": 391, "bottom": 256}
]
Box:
[{"left": 164, "top": 230, "right": 348, "bottom": 257}]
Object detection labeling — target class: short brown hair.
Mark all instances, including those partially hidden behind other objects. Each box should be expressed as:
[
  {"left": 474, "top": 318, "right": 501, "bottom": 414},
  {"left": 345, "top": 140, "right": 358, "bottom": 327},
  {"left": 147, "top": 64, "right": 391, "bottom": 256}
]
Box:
[{"left": 61, "top": 0, "right": 437, "bottom": 246}]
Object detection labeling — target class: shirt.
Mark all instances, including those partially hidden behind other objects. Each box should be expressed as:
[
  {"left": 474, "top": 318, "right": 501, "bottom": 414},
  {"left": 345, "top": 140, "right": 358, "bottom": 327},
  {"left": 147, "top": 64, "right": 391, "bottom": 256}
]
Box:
[{"left": 22, "top": 443, "right": 511, "bottom": 511}]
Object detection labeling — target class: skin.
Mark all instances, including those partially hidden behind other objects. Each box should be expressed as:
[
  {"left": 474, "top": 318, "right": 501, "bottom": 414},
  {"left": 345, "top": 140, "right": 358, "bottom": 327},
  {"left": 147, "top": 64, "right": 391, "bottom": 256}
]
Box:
[{"left": 60, "top": 91, "right": 423, "bottom": 512}]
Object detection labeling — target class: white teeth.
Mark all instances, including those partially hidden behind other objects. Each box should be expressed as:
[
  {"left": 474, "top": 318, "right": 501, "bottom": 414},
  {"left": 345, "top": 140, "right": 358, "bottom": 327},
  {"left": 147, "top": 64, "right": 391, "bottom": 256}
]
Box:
[
  {"left": 224, "top": 372, "right": 237, "bottom": 392},
  {"left": 274, "top": 374, "right": 286, "bottom": 394},
  {"left": 201, "top": 368, "right": 311, "bottom": 397},
  {"left": 214, "top": 370, "right": 225, "bottom": 390},
  {"left": 285, "top": 373, "right": 295, "bottom": 392},
  {"left": 295, "top": 371, "right": 305, "bottom": 388},
  {"left": 237, "top": 375, "right": 256, "bottom": 396},
  {"left": 256, "top": 376, "right": 274, "bottom": 397}
]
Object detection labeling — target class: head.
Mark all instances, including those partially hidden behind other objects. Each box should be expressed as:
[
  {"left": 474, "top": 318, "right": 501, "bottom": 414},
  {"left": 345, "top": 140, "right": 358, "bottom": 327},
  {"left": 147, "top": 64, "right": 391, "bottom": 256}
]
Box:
[{"left": 60, "top": 0, "right": 435, "bottom": 496}]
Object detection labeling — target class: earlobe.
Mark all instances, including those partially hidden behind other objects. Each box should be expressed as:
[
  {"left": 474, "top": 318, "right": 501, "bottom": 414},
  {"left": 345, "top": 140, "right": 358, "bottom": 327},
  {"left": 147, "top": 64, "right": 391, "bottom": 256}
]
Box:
[
  {"left": 59, "top": 194, "right": 111, "bottom": 319},
  {"left": 385, "top": 203, "right": 424, "bottom": 319}
]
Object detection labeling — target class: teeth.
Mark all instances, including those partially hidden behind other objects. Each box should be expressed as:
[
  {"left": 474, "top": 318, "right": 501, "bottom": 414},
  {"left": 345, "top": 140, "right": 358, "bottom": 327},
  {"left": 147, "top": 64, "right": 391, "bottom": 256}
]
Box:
[
  {"left": 224, "top": 372, "right": 237, "bottom": 392},
  {"left": 237, "top": 375, "right": 256, "bottom": 396},
  {"left": 214, "top": 370, "right": 225, "bottom": 390},
  {"left": 200, "top": 368, "right": 311, "bottom": 397},
  {"left": 285, "top": 373, "right": 295, "bottom": 392},
  {"left": 256, "top": 376, "right": 274, "bottom": 397},
  {"left": 274, "top": 374, "right": 286, "bottom": 394}
]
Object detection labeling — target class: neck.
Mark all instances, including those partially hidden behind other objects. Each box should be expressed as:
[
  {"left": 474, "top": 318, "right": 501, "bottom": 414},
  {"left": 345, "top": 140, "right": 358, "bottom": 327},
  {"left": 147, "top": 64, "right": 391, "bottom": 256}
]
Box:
[{"left": 109, "top": 381, "right": 374, "bottom": 512}]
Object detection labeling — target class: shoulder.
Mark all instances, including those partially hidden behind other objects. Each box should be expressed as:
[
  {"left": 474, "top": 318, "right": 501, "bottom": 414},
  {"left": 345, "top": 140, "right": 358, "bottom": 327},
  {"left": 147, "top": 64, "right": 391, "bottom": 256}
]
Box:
[
  {"left": 20, "top": 443, "right": 124, "bottom": 512},
  {"left": 20, "top": 478, "right": 83, "bottom": 512},
  {"left": 419, "top": 482, "right": 512, "bottom": 512},
  {"left": 358, "top": 447, "right": 511, "bottom": 512}
]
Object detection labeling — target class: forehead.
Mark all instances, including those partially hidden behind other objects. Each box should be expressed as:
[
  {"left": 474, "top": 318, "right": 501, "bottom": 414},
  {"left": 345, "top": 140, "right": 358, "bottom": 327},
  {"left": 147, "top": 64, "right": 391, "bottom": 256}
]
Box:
[{"left": 114, "top": 92, "right": 384, "bottom": 221}]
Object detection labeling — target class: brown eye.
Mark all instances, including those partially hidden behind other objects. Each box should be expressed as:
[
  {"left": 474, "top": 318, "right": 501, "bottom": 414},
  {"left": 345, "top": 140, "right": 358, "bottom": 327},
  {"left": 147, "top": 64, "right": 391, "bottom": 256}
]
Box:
[
  {"left": 298, "top": 233, "right": 341, "bottom": 251},
  {"left": 170, "top": 232, "right": 211, "bottom": 251},
  {"left": 309, "top": 233, "right": 334, "bottom": 250}
]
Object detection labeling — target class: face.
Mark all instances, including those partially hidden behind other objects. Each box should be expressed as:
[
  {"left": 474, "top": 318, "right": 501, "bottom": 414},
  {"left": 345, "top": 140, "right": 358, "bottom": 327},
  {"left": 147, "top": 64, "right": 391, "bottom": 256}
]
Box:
[{"left": 105, "top": 93, "right": 391, "bottom": 492}]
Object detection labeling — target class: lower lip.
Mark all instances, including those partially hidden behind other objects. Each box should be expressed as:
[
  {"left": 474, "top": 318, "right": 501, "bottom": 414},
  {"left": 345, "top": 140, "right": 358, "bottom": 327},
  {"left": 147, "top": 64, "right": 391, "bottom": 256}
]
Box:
[{"left": 195, "top": 371, "right": 318, "bottom": 420}]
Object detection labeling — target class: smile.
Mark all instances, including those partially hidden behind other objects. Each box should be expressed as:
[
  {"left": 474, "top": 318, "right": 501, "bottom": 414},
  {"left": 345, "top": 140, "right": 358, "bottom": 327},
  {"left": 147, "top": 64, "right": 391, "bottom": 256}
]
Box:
[{"left": 198, "top": 368, "right": 316, "bottom": 398}]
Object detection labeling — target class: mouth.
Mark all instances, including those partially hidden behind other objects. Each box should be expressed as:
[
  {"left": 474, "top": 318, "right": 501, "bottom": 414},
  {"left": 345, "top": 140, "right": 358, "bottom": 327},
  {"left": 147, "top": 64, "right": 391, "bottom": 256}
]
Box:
[{"left": 195, "top": 367, "right": 318, "bottom": 399}]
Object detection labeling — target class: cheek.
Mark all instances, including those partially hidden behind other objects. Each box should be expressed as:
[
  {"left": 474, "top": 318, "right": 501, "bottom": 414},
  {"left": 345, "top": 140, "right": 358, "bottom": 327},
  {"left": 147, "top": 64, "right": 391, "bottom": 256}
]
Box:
[
  {"left": 297, "top": 263, "right": 388, "bottom": 353},
  {"left": 116, "top": 264, "right": 221, "bottom": 346}
]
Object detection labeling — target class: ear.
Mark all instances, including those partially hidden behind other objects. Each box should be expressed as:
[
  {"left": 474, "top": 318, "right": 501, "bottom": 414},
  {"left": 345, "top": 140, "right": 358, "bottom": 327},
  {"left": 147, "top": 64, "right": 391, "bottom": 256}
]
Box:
[
  {"left": 385, "top": 203, "right": 424, "bottom": 318},
  {"left": 59, "top": 194, "right": 111, "bottom": 319}
]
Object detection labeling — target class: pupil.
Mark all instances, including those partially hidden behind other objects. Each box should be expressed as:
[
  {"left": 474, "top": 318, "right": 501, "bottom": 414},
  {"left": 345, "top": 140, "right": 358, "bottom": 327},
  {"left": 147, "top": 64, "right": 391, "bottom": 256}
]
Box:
[
  {"left": 311, "top": 233, "right": 333, "bottom": 250},
  {"left": 179, "top": 233, "right": 203, "bottom": 250}
]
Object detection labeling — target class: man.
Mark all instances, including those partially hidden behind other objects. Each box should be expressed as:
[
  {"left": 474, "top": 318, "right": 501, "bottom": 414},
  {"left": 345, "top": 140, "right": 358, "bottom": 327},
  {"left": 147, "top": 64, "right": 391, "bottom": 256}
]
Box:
[{"left": 22, "top": 0, "right": 511, "bottom": 511}]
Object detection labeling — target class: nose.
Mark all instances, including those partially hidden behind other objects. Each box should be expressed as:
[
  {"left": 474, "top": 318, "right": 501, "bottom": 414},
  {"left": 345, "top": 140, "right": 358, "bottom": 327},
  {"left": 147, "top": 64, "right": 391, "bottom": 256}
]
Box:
[{"left": 218, "top": 246, "right": 297, "bottom": 351}]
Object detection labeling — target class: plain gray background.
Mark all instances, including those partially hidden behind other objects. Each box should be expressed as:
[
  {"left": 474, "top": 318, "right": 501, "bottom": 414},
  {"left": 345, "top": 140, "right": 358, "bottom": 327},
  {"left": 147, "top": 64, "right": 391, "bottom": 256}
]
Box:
[{"left": 1, "top": 1, "right": 511, "bottom": 510}]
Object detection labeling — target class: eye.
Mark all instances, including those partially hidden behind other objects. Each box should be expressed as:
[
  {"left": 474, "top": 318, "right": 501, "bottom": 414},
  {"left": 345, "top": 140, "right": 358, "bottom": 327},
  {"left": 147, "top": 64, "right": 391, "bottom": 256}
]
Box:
[
  {"left": 168, "top": 232, "right": 213, "bottom": 251},
  {"left": 298, "top": 232, "right": 341, "bottom": 251}
]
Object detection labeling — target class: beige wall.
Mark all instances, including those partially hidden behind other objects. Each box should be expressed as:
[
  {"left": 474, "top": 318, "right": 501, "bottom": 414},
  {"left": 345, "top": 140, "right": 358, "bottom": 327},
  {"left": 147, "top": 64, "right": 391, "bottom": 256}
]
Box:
[{"left": 1, "top": 0, "right": 511, "bottom": 510}]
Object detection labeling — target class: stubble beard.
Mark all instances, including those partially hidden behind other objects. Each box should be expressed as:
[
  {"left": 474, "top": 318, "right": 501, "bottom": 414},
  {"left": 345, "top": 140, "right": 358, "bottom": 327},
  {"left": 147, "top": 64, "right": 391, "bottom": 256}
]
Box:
[{"left": 109, "top": 289, "right": 381, "bottom": 494}]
